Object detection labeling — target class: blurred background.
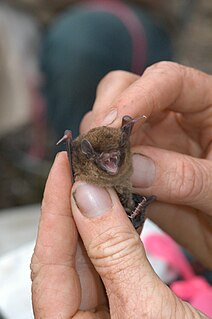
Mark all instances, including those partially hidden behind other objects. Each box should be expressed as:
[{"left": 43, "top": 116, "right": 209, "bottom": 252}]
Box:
[
  {"left": 0, "top": 0, "right": 211, "bottom": 318},
  {"left": 0, "top": 0, "right": 212, "bottom": 209},
  {"left": 0, "top": 0, "right": 212, "bottom": 210}
]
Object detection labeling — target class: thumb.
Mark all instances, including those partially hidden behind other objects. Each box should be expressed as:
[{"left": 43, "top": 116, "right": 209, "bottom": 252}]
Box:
[
  {"left": 71, "top": 182, "right": 163, "bottom": 317},
  {"left": 131, "top": 146, "right": 212, "bottom": 214}
]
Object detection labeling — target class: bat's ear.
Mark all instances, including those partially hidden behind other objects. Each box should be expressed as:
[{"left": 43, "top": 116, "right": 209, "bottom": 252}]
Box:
[
  {"left": 81, "top": 139, "right": 95, "bottom": 159},
  {"left": 120, "top": 115, "right": 147, "bottom": 146},
  {"left": 120, "top": 116, "right": 133, "bottom": 146}
]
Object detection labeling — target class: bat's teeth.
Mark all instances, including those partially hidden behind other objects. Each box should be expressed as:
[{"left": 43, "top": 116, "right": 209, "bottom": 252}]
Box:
[{"left": 104, "top": 157, "right": 119, "bottom": 175}]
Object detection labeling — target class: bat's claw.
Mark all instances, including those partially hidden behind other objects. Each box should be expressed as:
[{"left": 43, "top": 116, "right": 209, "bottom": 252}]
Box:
[
  {"left": 56, "top": 129, "right": 75, "bottom": 183},
  {"left": 56, "top": 130, "right": 73, "bottom": 145},
  {"left": 128, "top": 194, "right": 156, "bottom": 229}
]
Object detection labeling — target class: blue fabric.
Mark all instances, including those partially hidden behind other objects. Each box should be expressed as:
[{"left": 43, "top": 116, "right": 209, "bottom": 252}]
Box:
[{"left": 42, "top": 3, "right": 173, "bottom": 138}]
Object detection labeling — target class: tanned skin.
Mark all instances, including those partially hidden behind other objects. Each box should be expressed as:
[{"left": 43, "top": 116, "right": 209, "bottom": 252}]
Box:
[{"left": 57, "top": 115, "right": 155, "bottom": 229}]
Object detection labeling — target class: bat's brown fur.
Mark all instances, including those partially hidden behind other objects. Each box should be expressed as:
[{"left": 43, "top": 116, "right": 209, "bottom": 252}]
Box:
[
  {"left": 72, "top": 125, "right": 135, "bottom": 210},
  {"left": 57, "top": 115, "right": 155, "bottom": 229}
]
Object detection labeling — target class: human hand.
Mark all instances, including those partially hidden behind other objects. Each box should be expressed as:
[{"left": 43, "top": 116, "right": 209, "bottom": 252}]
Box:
[
  {"left": 31, "top": 152, "right": 208, "bottom": 318},
  {"left": 80, "top": 62, "right": 212, "bottom": 269}
]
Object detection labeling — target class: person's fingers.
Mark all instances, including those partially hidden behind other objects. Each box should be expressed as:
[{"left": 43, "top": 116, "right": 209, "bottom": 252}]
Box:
[
  {"left": 71, "top": 182, "right": 173, "bottom": 318},
  {"left": 75, "top": 239, "right": 107, "bottom": 311},
  {"left": 146, "top": 201, "right": 212, "bottom": 269},
  {"left": 80, "top": 111, "right": 93, "bottom": 134},
  {"left": 31, "top": 152, "right": 81, "bottom": 319},
  {"left": 91, "top": 62, "right": 212, "bottom": 137},
  {"left": 114, "top": 62, "right": 212, "bottom": 116},
  {"left": 131, "top": 145, "right": 212, "bottom": 214},
  {"left": 93, "top": 71, "right": 139, "bottom": 114},
  {"left": 80, "top": 71, "right": 139, "bottom": 133}
]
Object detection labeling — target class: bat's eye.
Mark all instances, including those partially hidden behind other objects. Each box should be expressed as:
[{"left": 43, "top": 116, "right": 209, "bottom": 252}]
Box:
[{"left": 98, "top": 151, "right": 121, "bottom": 175}]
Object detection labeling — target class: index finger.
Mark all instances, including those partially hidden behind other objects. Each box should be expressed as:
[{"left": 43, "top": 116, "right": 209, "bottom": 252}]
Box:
[{"left": 94, "top": 62, "right": 212, "bottom": 128}]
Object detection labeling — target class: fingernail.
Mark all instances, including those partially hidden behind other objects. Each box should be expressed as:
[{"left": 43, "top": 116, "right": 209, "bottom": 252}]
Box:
[
  {"left": 132, "top": 154, "right": 156, "bottom": 187},
  {"left": 73, "top": 183, "right": 112, "bottom": 218},
  {"left": 101, "top": 109, "right": 117, "bottom": 126}
]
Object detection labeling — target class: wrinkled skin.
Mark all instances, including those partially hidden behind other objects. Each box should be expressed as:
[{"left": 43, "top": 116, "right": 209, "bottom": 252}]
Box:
[
  {"left": 31, "top": 62, "right": 212, "bottom": 318},
  {"left": 81, "top": 62, "right": 212, "bottom": 269}
]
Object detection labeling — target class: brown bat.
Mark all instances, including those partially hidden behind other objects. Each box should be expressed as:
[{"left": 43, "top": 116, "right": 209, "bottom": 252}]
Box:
[{"left": 57, "top": 115, "right": 156, "bottom": 229}]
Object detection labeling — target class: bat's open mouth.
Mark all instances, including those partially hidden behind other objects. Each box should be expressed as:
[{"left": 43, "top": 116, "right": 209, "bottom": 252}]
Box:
[{"left": 98, "top": 151, "right": 121, "bottom": 175}]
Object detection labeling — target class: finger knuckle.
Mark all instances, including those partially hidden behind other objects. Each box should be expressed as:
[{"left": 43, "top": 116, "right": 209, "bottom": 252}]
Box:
[
  {"left": 145, "top": 61, "right": 183, "bottom": 76},
  {"left": 145, "top": 61, "right": 184, "bottom": 92},
  {"left": 87, "top": 226, "right": 142, "bottom": 278},
  {"left": 169, "top": 157, "right": 204, "bottom": 203},
  {"left": 142, "top": 62, "right": 185, "bottom": 113}
]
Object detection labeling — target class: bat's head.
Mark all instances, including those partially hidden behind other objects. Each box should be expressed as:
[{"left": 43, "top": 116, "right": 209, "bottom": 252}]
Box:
[
  {"left": 80, "top": 137, "right": 121, "bottom": 175},
  {"left": 73, "top": 115, "right": 146, "bottom": 184},
  {"left": 74, "top": 125, "right": 126, "bottom": 181}
]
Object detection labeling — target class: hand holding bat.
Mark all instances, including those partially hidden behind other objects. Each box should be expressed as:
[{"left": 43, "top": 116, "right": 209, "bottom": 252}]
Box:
[
  {"left": 81, "top": 62, "right": 212, "bottom": 269},
  {"left": 57, "top": 114, "right": 155, "bottom": 229},
  {"left": 31, "top": 152, "right": 208, "bottom": 319},
  {"left": 31, "top": 62, "right": 212, "bottom": 319}
]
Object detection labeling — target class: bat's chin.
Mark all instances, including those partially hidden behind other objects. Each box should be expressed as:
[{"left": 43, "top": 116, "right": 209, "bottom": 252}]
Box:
[{"left": 105, "top": 164, "right": 119, "bottom": 175}]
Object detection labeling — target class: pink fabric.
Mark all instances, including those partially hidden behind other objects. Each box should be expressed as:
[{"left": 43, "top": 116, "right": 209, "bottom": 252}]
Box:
[
  {"left": 144, "top": 233, "right": 212, "bottom": 317},
  {"left": 144, "top": 233, "right": 194, "bottom": 279},
  {"left": 86, "top": 0, "right": 147, "bottom": 74}
]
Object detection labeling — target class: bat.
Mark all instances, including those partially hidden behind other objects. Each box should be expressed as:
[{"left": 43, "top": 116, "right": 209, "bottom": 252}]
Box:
[{"left": 57, "top": 115, "right": 156, "bottom": 229}]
